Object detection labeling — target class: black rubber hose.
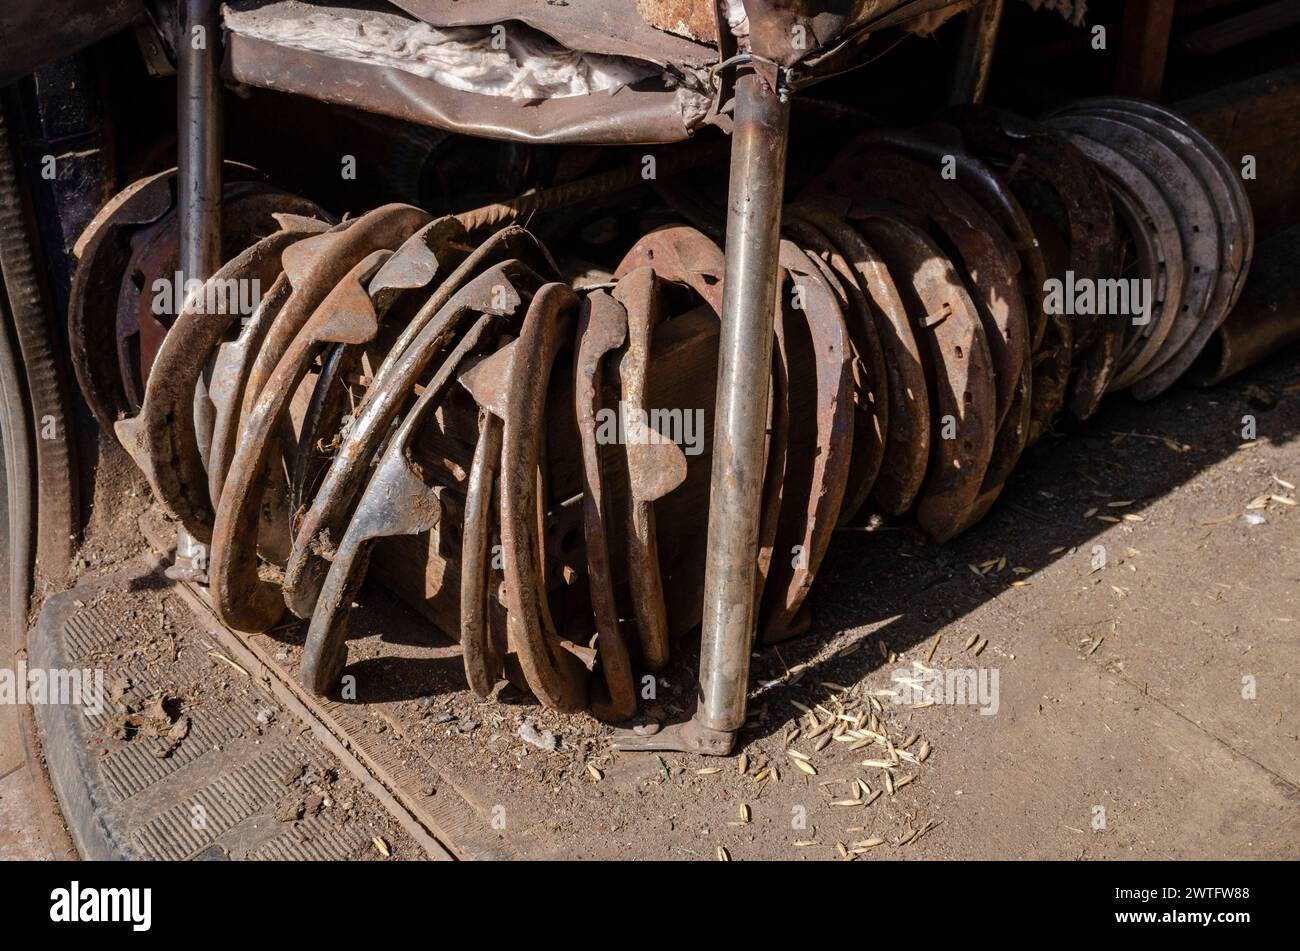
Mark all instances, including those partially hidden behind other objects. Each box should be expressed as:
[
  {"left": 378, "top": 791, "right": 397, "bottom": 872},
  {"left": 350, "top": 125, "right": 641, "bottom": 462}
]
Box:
[
  {"left": 0, "top": 285, "right": 34, "bottom": 654},
  {"left": 0, "top": 102, "right": 79, "bottom": 584}
]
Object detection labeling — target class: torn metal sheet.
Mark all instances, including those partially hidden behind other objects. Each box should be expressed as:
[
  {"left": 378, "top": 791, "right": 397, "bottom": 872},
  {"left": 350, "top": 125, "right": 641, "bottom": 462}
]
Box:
[
  {"left": 222, "top": 2, "right": 713, "bottom": 145},
  {"left": 745, "top": 0, "right": 974, "bottom": 69},
  {"left": 387, "top": 0, "right": 717, "bottom": 68}
]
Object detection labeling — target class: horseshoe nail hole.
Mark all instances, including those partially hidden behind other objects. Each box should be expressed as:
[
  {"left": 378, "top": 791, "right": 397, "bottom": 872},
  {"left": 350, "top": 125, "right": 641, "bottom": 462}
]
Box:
[
  {"left": 954, "top": 346, "right": 964, "bottom": 358},
  {"left": 131, "top": 269, "right": 146, "bottom": 291}
]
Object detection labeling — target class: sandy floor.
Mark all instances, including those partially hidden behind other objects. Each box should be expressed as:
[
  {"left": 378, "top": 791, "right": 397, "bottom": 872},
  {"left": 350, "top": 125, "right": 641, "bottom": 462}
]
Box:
[
  {"left": 15, "top": 341, "right": 1300, "bottom": 861},
  {"left": 209, "top": 343, "right": 1300, "bottom": 861}
]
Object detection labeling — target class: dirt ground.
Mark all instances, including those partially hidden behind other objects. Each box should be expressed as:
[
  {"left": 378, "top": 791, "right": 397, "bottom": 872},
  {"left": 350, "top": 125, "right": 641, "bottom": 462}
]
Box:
[
  {"left": 52, "top": 342, "right": 1300, "bottom": 861},
  {"left": 78, "top": 580, "right": 423, "bottom": 860}
]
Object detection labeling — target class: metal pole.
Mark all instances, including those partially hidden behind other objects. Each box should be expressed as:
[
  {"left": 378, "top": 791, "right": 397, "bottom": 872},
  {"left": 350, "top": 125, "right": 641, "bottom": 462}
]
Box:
[
  {"left": 170, "top": 0, "right": 222, "bottom": 582},
  {"left": 179, "top": 0, "right": 222, "bottom": 288},
  {"left": 1114, "top": 0, "right": 1175, "bottom": 100},
  {"left": 949, "top": 0, "right": 1005, "bottom": 105},
  {"left": 614, "top": 68, "right": 790, "bottom": 755},
  {"left": 695, "top": 68, "right": 789, "bottom": 737}
]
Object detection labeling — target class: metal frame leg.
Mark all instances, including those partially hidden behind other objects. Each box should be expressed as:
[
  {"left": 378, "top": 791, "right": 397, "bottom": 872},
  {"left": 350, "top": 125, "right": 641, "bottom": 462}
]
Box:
[
  {"left": 167, "top": 0, "right": 223, "bottom": 584},
  {"left": 949, "top": 0, "right": 1005, "bottom": 105},
  {"left": 614, "top": 68, "right": 790, "bottom": 755},
  {"left": 1114, "top": 0, "right": 1176, "bottom": 100}
]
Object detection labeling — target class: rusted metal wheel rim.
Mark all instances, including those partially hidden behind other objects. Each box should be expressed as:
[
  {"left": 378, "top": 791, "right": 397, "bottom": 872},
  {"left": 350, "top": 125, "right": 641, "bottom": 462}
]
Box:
[
  {"left": 114, "top": 218, "right": 325, "bottom": 543},
  {"left": 852, "top": 212, "right": 998, "bottom": 542},
  {"left": 1046, "top": 130, "right": 1188, "bottom": 396},
  {"left": 299, "top": 307, "right": 511, "bottom": 694},
  {"left": 787, "top": 201, "right": 930, "bottom": 515},
  {"left": 1045, "top": 113, "right": 1220, "bottom": 396},
  {"left": 781, "top": 212, "right": 888, "bottom": 525},
  {"left": 281, "top": 228, "right": 556, "bottom": 619},
  {"left": 496, "top": 284, "right": 591, "bottom": 712},
  {"left": 611, "top": 266, "right": 686, "bottom": 671},
  {"left": 207, "top": 268, "right": 298, "bottom": 512},
  {"left": 211, "top": 249, "right": 395, "bottom": 633},
  {"left": 1056, "top": 96, "right": 1252, "bottom": 307},
  {"left": 815, "top": 148, "right": 1030, "bottom": 432},
  {"left": 69, "top": 164, "right": 271, "bottom": 436},
  {"left": 461, "top": 408, "right": 506, "bottom": 699},
  {"left": 1059, "top": 104, "right": 1247, "bottom": 396},
  {"left": 289, "top": 218, "right": 474, "bottom": 522},
  {"left": 946, "top": 105, "right": 1119, "bottom": 356},
  {"left": 573, "top": 289, "right": 636, "bottom": 719},
  {"left": 611, "top": 225, "right": 787, "bottom": 631},
  {"left": 757, "top": 241, "right": 854, "bottom": 641}
]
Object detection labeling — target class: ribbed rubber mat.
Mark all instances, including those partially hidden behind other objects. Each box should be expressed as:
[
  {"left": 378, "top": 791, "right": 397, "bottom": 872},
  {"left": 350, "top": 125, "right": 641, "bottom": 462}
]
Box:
[{"left": 32, "top": 569, "right": 419, "bottom": 861}]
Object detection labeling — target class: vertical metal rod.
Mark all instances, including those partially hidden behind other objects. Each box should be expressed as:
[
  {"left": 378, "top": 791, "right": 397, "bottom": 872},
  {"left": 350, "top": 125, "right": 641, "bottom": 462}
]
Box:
[
  {"left": 173, "top": 0, "right": 222, "bottom": 580},
  {"left": 179, "top": 0, "right": 223, "bottom": 287},
  {"left": 949, "top": 0, "right": 1005, "bottom": 105},
  {"left": 695, "top": 70, "right": 790, "bottom": 736},
  {"left": 1114, "top": 0, "right": 1176, "bottom": 100}
]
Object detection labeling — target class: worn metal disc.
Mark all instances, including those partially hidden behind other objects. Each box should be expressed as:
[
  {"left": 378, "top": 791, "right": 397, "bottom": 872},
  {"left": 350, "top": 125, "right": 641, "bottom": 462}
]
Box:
[{"left": 852, "top": 212, "right": 997, "bottom": 542}]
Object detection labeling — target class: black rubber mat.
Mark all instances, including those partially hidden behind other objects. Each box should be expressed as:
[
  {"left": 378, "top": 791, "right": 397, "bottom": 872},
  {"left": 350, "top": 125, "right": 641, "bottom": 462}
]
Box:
[{"left": 31, "top": 567, "right": 418, "bottom": 860}]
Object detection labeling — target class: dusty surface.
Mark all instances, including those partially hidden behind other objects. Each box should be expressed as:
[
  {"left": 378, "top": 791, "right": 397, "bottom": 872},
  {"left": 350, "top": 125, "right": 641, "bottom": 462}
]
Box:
[
  {"left": 0, "top": 769, "right": 55, "bottom": 859},
  {"left": 37, "top": 344, "right": 1300, "bottom": 861},
  {"left": 224, "top": 345, "right": 1300, "bottom": 861},
  {"left": 18, "top": 458, "right": 424, "bottom": 860},
  {"left": 75, "top": 579, "right": 424, "bottom": 860}
]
